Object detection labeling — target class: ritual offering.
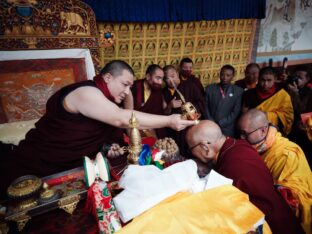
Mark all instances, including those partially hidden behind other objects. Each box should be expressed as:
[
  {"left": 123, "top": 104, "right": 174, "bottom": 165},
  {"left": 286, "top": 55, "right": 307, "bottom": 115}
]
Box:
[
  {"left": 7, "top": 175, "right": 43, "bottom": 211},
  {"left": 84, "top": 153, "right": 121, "bottom": 234},
  {"left": 38, "top": 182, "right": 60, "bottom": 204},
  {"left": 153, "top": 137, "right": 181, "bottom": 165},
  {"left": 127, "top": 112, "right": 142, "bottom": 164}
]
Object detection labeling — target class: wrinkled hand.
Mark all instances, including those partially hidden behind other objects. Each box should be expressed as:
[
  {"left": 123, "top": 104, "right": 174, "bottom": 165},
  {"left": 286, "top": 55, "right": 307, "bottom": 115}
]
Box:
[
  {"left": 107, "top": 143, "right": 125, "bottom": 158},
  {"left": 169, "top": 114, "right": 197, "bottom": 131},
  {"left": 170, "top": 97, "right": 182, "bottom": 109}
]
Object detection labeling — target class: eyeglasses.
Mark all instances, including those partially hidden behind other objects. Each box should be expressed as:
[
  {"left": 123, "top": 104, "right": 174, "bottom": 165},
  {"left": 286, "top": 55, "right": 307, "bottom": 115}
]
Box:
[
  {"left": 240, "top": 124, "right": 269, "bottom": 139},
  {"left": 189, "top": 140, "right": 211, "bottom": 152}
]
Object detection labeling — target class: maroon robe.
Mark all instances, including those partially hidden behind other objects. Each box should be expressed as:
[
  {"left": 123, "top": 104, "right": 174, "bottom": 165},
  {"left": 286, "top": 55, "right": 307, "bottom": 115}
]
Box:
[
  {"left": 132, "top": 79, "right": 166, "bottom": 138},
  {"left": 163, "top": 79, "right": 207, "bottom": 157},
  {"left": 0, "top": 80, "right": 123, "bottom": 198},
  {"left": 180, "top": 74, "right": 205, "bottom": 97},
  {"left": 215, "top": 138, "right": 304, "bottom": 234}
]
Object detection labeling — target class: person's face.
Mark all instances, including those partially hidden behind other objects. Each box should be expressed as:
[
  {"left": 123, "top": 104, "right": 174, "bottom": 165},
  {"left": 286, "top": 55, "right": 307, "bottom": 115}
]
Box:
[
  {"left": 147, "top": 68, "right": 164, "bottom": 90},
  {"left": 189, "top": 140, "right": 217, "bottom": 163},
  {"left": 238, "top": 119, "right": 268, "bottom": 145},
  {"left": 245, "top": 66, "right": 259, "bottom": 82},
  {"left": 181, "top": 62, "right": 193, "bottom": 73},
  {"left": 165, "top": 69, "right": 180, "bottom": 88},
  {"left": 259, "top": 74, "right": 275, "bottom": 91},
  {"left": 105, "top": 70, "right": 133, "bottom": 104},
  {"left": 296, "top": 71, "right": 309, "bottom": 89},
  {"left": 220, "top": 68, "right": 234, "bottom": 85}
]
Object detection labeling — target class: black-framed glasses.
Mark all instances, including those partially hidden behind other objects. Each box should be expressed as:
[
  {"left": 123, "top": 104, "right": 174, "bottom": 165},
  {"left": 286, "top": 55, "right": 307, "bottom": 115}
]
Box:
[
  {"left": 189, "top": 140, "right": 211, "bottom": 152},
  {"left": 240, "top": 124, "right": 269, "bottom": 139}
]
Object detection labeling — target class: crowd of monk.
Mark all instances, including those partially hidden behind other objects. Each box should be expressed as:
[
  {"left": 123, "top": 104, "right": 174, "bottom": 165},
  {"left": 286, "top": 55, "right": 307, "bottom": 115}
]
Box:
[{"left": 0, "top": 58, "right": 311, "bottom": 233}]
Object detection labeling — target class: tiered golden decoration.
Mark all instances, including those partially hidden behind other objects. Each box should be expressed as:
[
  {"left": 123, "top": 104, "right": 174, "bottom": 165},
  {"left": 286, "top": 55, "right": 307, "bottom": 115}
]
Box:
[{"left": 127, "top": 112, "right": 142, "bottom": 164}]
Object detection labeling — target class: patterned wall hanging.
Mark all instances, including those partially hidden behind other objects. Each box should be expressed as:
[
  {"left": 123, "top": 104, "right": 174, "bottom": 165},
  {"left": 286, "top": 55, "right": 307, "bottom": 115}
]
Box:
[
  {"left": 0, "top": 0, "right": 100, "bottom": 71},
  {"left": 98, "top": 19, "right": 257, "bottom": 86}
]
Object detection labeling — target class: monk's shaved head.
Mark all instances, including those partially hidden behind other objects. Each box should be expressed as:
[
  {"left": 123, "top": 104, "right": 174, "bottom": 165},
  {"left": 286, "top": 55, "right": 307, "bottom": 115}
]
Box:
[
  {"left": 186, "top": 120, "right": 223, "bottom": 148},
  {"left": 238, "top": 109, "right": 268, "bottom": 129}
]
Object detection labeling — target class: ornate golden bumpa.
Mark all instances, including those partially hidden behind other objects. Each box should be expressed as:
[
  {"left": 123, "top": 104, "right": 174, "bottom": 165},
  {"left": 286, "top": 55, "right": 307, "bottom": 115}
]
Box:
[
  {"left": 168, "top": 77, "right": 201, "bottom": 121},
  {"left": 7, "top": 175, "right": 43, "bottom": 212},
  {"left": 181, "top": 101, "right": 201, "bottom": 121},
  {"left": 127, "top": 112, "right": 142, "bottom": 164},
  {"left": 176, "top": 89, "right": 201, "bottom": 121}
]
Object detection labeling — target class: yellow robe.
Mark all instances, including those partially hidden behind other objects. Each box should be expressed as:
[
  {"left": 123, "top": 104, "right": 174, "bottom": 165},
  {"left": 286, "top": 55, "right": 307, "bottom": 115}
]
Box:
[
  {"left": 262, "top": 132, "right": 312, "bottom": 234},
  {"left": 256, "top": 89, "right": 294, "bottom": 135},
  {"left": 117, "top": 185, "right": 271, "bottom": 234}
]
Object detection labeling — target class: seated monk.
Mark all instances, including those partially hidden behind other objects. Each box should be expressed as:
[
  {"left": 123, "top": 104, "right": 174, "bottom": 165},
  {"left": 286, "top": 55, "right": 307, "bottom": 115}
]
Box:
[
  {"left": 237, "top": 109, "right": 312, "bottom": 234},
  {"left": 0, "top": 60, "right": 196, "bottom": 199},
  {"left": 242, "top": 67, "right": 294, "bottom": 136},
  {"left": 185, "top": 120, "right": 304, "bottom": 234}
]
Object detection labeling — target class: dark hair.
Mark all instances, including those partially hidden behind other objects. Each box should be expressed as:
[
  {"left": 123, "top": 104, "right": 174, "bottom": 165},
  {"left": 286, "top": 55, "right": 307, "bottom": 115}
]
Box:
[
  {"left": 179, "top": 57, "right": 193, "bottom": 67},
  {"left": 294, "top": 65, "right": 311, "bottom": 79},
  {"left": 221, "top": 64, "right": 235, "bottom": 74},
  {"left": 145, "top": 64, "right": 162, "bottom": 75},
  {"left": 100, "top": 60, "right": 134, "bottom": 77},
  {"left": 163, "top": 65, "right": 177, "bottom": 74},
  {"left": 245, "top": 63, "right": 260, "bottom": 71},
  {"left": 259, "top": 66, "right": 276, "bottom": 78}
]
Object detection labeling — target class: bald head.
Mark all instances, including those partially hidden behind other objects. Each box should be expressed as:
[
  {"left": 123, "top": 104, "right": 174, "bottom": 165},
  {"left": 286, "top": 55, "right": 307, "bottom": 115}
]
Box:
[
  {"left": 237, "top": 109, "right": 270, "bottom": 145},
  {"left": 238, "top": 109, "right": 268, "bottom": 130},
  {"left": 186, "top": 120, "right": 223, "bottom": 148}
]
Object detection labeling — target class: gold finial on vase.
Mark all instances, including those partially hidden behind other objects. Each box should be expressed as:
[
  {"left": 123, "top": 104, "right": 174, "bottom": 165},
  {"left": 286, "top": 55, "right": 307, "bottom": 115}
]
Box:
[
  {"left": 181, "top": 102, "right": 201, "bottom": 122},
  {"left": 168, "top": 77, "right": 200, "bottom": 122},
  {"left": 127, "top": 112, "right": 142, "bottom": 164}
]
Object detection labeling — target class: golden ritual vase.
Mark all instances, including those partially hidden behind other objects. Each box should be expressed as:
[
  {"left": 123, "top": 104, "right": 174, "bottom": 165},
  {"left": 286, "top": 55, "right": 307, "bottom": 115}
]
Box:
[
  {"left": 127, "top": 113, "right": 142, "bottom": 164},
  {"left": 181, "top": 102, "right": 201, "bottom": 121}
]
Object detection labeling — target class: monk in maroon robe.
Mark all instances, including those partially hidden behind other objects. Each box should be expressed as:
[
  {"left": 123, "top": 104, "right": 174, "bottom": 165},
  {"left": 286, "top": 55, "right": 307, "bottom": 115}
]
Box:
[
  {"left": 179, "top": 57, "right": 205, "bottom": 96},
  {"left": 0, "top": 60, "right": 196, "bottom": 199},
  {"left": 163, "top": 65, "right": 207, "bottom": 157},
  {"left": 186, "top": 120, "right": 304, "bottom": 234},
  {"left": 130, "top": 64, "right": 167, "bottom": 138}
]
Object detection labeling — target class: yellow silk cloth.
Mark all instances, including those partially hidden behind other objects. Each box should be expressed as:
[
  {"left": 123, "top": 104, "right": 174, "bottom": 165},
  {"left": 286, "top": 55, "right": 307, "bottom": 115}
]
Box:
[
  {"left": 256, "top": 89, "right": 294, "bottom": 135},
  {"left": 262, "top": 131, "right": 312, "bottom": 234},
  {"left": 117, "top": 185, "right": 271, "bottom": 234}
]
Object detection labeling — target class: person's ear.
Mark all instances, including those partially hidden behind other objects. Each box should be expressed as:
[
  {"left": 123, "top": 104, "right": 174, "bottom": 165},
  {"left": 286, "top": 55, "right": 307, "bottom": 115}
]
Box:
[
  {"left": 146, "top": 73, "right": 151, "bottom": 81},
  {"left": 103, "top": 73, "right": 112, "bottom": 83}
]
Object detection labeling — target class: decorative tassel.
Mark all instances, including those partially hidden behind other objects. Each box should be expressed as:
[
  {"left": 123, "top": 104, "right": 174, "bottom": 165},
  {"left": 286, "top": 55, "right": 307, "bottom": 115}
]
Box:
[{"left": 84, "top": 180, "right": 121, "bottom": 234}]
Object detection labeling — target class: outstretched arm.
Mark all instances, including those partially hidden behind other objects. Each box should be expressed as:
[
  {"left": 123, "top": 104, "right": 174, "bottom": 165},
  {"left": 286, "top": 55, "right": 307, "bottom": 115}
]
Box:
[{"left": 65, "top": 86, "right": 195, "bottom": 131}]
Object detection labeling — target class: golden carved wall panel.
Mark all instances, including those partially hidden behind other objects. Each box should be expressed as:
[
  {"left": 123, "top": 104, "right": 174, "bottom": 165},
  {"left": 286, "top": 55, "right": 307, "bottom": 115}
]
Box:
[{"left": 98, "top": 19, "right": 257, "bottom": 86}]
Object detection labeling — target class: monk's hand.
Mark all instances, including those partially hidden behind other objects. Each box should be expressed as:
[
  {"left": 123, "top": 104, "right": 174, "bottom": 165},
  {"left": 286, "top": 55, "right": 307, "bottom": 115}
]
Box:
[
  {"left": 287, "top": 82, "right": 298, "bottom": 94},
  {"left": 107, "top": 143, "right": 125, "bottom": 158},
  {"left": 169, "top": 114, "right": 197, "bottom": 131},
  {"left": 170, "top": 97, "right": 182, "bottom": 108}
]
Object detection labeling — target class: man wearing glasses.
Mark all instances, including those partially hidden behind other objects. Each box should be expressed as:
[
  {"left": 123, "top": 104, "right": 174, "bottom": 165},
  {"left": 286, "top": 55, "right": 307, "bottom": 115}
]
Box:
[
  {"left": 237, "top": 109, "right": 312, "bottom": 234},
  {"left": 186, "top": 120, "right": 304, "bottom": 234}
]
